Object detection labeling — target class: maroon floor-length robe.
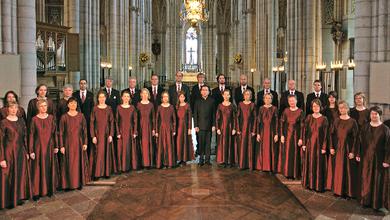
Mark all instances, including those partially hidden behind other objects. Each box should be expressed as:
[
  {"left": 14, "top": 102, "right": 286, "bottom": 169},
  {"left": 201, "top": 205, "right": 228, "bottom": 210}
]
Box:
[
  {"left": 116, "top": 105, "right": 139, "bottom": 171},
  {"left": 301, "top": 115, "right": 328, "bottom": 192},
  {"left": 330, "top": 118, "right": 359, "bottom": 197},
  {"left": 29, "top": 115, "right": 58, "bottom": 197},
  {"left": 236, "top": 102, "right": 256, "bottom": 170},
  {"left": 90, "top": 106, "right": 116, "bottom": 178},
  {"left": 350, "top": 108, "right": 370, "bottom": 129},
  {"left": 59, "top": 113, "right": 90, "bottom": 190},
  {"left": 27, "top": 98, "right": 56, "bottom": 129},
  {"left": 358, "top": 123, "right": 390, "bottom": 209},
  {"left": 0, "top": 118, "right": 31, "bottom": 209},
  {"left": 256, "top": 105, "right": 279, "bottom": 172},
  {"left": 216, "top": 103, "right": 236, "bottom": 166},
  {"left": 176, "top": 103, "right": 194, "bottom": 162},
  {"left": 137, "top": 102, "right": 155, "bottom": 168},
  {"left": 155, "top": 105, "right": 177, "bottom": 168},
  {"left": 324, "top": 107, "right": 340, "bottom": 190},
  {"left": 279, "top": 108, "right": 305, "bottom": 179},
  {"left": 0, "top": 106, "right": 26, "bottom": 122}
]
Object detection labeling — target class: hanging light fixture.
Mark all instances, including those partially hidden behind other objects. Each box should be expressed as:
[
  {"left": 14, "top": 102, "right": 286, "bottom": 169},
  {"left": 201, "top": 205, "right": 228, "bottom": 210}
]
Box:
[{"left": 180, "top": 0, "right": 209, "bottom": 27}]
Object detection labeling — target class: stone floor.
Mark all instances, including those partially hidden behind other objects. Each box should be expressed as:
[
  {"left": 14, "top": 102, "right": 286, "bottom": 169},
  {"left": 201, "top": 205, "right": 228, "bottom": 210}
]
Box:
[{"left": 0, "top": 163, "right": 389, "bottom": 220}]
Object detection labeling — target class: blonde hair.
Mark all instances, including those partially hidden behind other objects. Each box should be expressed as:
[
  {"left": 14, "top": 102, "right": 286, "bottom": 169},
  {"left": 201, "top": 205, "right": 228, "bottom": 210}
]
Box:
[
  {"left": 338, "top": 100, "right": 350, "bottom": 112},
  {"left": 140, "top": 88, "right": 150, "bottom": 99},
  {"left": 354, "top": 92, "right": 366, "bottom": 106}
]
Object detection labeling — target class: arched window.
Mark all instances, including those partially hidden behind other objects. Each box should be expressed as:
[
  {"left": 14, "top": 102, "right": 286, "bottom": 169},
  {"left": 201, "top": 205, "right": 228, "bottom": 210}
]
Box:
[{"left": 185, "top": 27, "right": 198, "bottom": 65}]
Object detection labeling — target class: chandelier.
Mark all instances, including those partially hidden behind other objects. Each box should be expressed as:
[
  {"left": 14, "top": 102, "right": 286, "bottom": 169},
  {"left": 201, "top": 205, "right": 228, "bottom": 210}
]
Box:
[{"left": 180, "top": 0, "right": 209, "bottom": 27}]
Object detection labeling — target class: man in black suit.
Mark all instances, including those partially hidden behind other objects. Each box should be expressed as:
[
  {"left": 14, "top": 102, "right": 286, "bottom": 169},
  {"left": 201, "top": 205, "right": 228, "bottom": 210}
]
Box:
[
  {"left": 194, "top": 85, "right": 215, "bottom": 166},
  {"left": 279, "top": 79, "right": 305, "bottom": 116},
  {"left": 147, "top": 74, "right": 164, "bottom": 109},
  {"left": 122, "top": 77, "right": 140, "bottom": 106},
  {"left": 168, "top": 71, "right": 190, "bottom": 105},
  {"left": 256, "top": 78, "right": 279, "bottom": 109},
  {"left": 190, "top": 72, "right": 205, "bottom": 112},
  {"left": 104, "top": 78, "right": 121, "bottom": 114},
  {"left": 306, "top": 80, "right": 328, "bottom": 115},
  {"left": 211, "top": 73, "right": 232, "bottom": 106},
  {"left": 233, "top": 74, "right": 255, "bottom": 105}
]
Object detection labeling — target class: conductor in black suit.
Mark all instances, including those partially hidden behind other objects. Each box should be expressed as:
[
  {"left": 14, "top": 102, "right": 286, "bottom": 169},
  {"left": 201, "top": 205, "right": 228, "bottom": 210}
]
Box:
[
  {"left": 190, "top": 72, "right": 205, "bottom": 112},
  {"left": 211, "top": 73, "right": 232, "bottom": 106},
  {"left": 306, "top": 80, "right": 328, "bottom": 115},
  {"left": 256, "top": 78, "right": 279, "bottom": 109},
  {"left": 194, "top": 85, "right": 215, "bottom": 166},
  {"left": 147, "top": 74, "right": 164, "bottom": 109},
  {"left": 279, "top": 79, "right": 305, "bottom": 116},
  {"left": 233, "top": 74, "right": 255, "bottom": 105},
  {"left": 122, "top": 77, "right": 141, "bottom": 106},
  {"left": 168, "top": 71, "right": 190, "bottom": 105},
  {"left": 103, "top": 78, "right": 121, "bottom": 115}
]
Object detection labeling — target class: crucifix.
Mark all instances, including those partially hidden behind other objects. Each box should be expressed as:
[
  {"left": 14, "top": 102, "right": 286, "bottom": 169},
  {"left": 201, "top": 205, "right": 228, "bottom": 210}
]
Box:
[{"left": 187, "top": 47, "right": 196, "bottom": 64}]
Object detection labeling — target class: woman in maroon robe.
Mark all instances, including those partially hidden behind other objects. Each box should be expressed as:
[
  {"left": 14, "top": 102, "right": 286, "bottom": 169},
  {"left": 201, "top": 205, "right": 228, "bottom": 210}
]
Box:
[
  {"left": 56, "top": 84, "right": 75, "bottom": 123},
  {"left": 176, "top": 91, "right": 194, "bottom": 165},
  {"left": 59, "top": 97, "right": 89, "bottom": 190},
  {"left": 137, "top": 88, "right": 155, "bottom": 168},
  {"left": 236, "top": 90, "right": 256, "bottom": 170},
  {"left": 155, "top": 91, "right": 177, "bottom": 169},
  {"left": 27, "top": 84, "right": 56, "bottom": 129},
  {"left": 329, "top": 101, "right": 359, "bottom": 198},
  {"left": 0, "top": 91, "right": 26, "bottom": 122},
  {"left": 256, "top": 93, "right": 278, "bottom": 172},
  {"left": 116, "top": 90, "right": 139, "bottom": 172},
  {"left": 350, "top": 92, "right": 370, "bottom": 130},
  {"left": 323, "top": 91, "right": 340, "bottom": 190},
  {"left": 356, "top": 106, "right": 390, "bottom": 210},
  {"left": 0, "top": 102, "right": 30, "bottom": 208},
  {"left": 216, "top": 89, "right": 236, "bottom": 167},
  {"left": 90, "top": 91, "right": 116, "bottom": 179},
  {"left": 29, "top": 99, "right": 58, "bottom": 199},
  {"left": 301, "top": 99, "right": 328, "bottom": 192},
  {"left": 279, "top": 95, "right": 305, "bottom": 179}
]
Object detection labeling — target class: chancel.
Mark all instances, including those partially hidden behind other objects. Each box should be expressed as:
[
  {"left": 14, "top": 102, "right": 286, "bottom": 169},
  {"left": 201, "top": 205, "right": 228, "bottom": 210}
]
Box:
[{"left": 0, "top": 0, "right": 389, "bottom": 219}]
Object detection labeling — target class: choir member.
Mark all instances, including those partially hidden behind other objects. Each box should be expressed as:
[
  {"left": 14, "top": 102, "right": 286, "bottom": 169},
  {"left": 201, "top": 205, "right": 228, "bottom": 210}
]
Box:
[
  {"left": 0, "top": 91, "right": 26, "bottom": 122},
  {"left": 122, "top": 77, "right": 141, "bottom": 107},
  {"left": 190, "top": 73, "right": 205, "bottom": 112},
  {"left": 59, "top": 97, "right": 89, "bottom": 190},
  {"left": 236, "top": 89, "right": 257, "bottom": 170},
  {"left": 0, "top": 101, "right": 31, "bottom": 208},
  {"left": 29, "top": 99, "right": 58, "bottom": 199},
  {"left": 137, "top": 88, "right": 155, "bottom": 168},
  {"left": 280, "top": 95, "right": 305, "bottom": 179},
  {"left": 350, "top": 92, "right": 370, "bottom": 130},
  {"left": 233, "top": 74, "right": 255, "bottom": 105},
  {"left": 194, "top": 85, "right": 215, "bottom": 166},
  {"left": 306, "top": 80, "right": 328, "bottom": 115},
  {"left": 329, "top": 101, "right": 359, "bottom": 198},
  {"left": 147, "top": 74, "right": 164, "bottom": 110},
  {"left": 168, "top": 72, "right": 190, "bottom": 106},
  {"left": 104, "top": 78, "right": 121, "bottom": 115},
  {"left": 301, "top": 99, "right": 328, "bottom": 192},
  {"left": 216, "top": 89, "right": 236, "bottom": 167},
  {"left": 256, "top": 93, "right": 279, "bottom": 172},
  {"left": 323, "top": 91, "right": 339, "bottom": 191},
  {"left": 279, "top": 80, "right": 305, "bottom": 116},
  {"left": 176, "top": 91, "right": 194, "bottom": 166},
  {"left": 90, "top": 91, "right": 116, "bottom": 179},
  {"left": 27, "top": 84, "right": 56, "bottom": 129},
  {"left": 116, "top": 90, "right": 139, "bottom": 172},
  {"left": 256, "top": 78, "right": 279, "bottom": 109},
  {"left": 57, "top": 84, "right": 74, "bottom": 122},
  {"left": 356, "top": 106, "right": 390, "bottom": 210},
  {"left": 211, "top": 74, "right": 232, "bottom": 106},
  {"left": 155, "top": 91, "right": 177, "bottom": 168}
]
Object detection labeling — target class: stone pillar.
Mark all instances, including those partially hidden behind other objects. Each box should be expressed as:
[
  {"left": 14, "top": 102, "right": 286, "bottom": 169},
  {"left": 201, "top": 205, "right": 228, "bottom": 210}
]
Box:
[
  {"left": 35, "top": 0, "right": 45, "bottom": 22},
  {"left": 18, "top": 0, "right": 37, "bottom": 107},
  {"left": 2, "top": 0, "right": 12, "bottom": 53}
]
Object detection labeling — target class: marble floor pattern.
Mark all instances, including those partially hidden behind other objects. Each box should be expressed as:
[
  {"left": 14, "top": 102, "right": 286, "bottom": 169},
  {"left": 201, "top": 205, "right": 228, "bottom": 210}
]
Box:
[{"left": 0, "top": 163, "right": 388, "bottom": 220}]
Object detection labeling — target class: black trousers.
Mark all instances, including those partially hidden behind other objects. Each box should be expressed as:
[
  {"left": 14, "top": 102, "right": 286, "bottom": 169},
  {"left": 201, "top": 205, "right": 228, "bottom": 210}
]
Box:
[{"left": 197, "top": 130, "right": 211, "bottom": 163}]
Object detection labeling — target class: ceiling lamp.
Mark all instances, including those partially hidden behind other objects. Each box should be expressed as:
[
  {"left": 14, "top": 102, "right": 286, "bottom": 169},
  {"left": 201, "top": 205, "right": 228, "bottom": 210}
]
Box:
[{"left": 180, "top": 0, "right": 209, "bottom": 27}]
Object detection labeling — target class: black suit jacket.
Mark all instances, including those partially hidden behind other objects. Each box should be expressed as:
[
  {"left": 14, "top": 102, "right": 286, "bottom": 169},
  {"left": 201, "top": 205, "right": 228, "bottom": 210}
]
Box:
[
  {"left": 211, "top": 86, "right": 232, "bottom": 106},
  {"left": 233, "top": 85, "right": 255, "bottom": 105},
  {"left": 147, "top": 85, "right": 164, "bottom": 109},
  {"left": 190, "top": 84, "right": 204, "bottom": 112},
  {"left": 122, "top": 88, "right": 141, "bottom": 107},
  {"left": 279, "top": 90, "right": 305, "bottom": 116},
  {"left": 256, "top": 90, "right": 279, "bottom": 109},
  {"left": 306, "top": 92, "right": 328, "bottom": 115},
  {"left": 168, "top": 83, "right": 190, "bottom": 106},
  {"left": 104, "top": 87, "right": 121, "bottom": 114},
  {"left": 194, "top": 96, "right": 216, "bottom": 131},
  {"left": 72, "top": 90, "right": 94, "bottom": 124}
]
